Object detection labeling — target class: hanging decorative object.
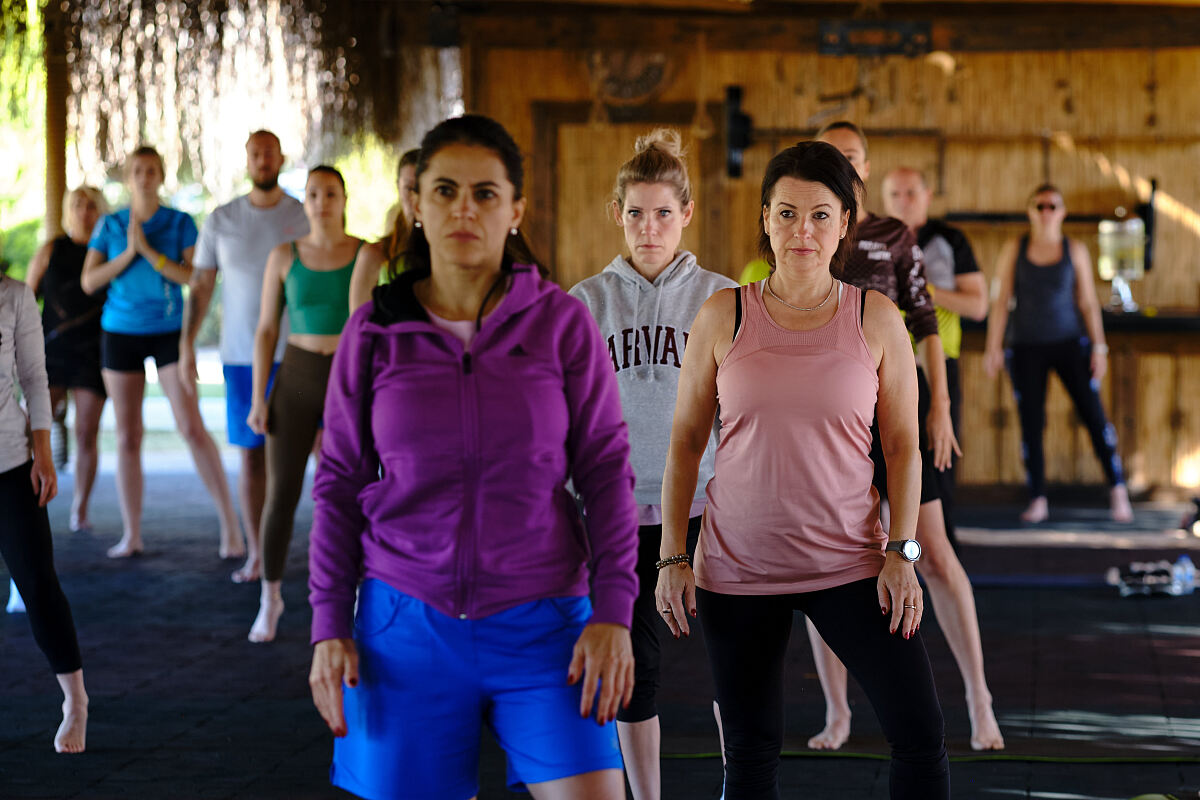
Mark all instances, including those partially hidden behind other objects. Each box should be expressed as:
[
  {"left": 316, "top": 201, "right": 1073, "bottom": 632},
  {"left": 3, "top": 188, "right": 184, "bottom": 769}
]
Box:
[
  {"left": 1145, "top": 51, "right": 1159, "bottom": 129},
  {"left": 587, "top": 51, "right": 611, "bottom": 129},
  {"left": 818, "top": 20, "right": 931, "bottom": 58},
  {"left": 585, "top": 49, "right": 674, "bottom": 107},
  {"left": 809, "top": 56, "right": 892, "bottom": 125}
]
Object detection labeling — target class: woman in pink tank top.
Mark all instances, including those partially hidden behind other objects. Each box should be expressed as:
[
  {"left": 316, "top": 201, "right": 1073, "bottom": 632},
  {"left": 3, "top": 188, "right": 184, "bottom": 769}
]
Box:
[{"left": 655, "top": 141, "right": 949, "bottom": 799}]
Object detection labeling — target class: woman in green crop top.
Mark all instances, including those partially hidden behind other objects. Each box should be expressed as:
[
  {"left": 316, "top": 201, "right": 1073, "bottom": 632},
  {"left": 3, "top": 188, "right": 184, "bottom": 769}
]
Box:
[{"left": 246, "top": 165, "right": 362, "bottom": 643}]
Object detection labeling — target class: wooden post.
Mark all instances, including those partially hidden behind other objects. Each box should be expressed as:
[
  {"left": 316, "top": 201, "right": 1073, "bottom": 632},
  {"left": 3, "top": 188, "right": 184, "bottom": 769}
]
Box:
[{"left": 43, "top": 1, "right": 68, "bottom": 239}]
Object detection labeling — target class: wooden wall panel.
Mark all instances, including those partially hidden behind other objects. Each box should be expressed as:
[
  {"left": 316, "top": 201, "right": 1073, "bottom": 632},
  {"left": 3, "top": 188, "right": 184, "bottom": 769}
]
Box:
[
  {"left": 554, "top": 122, "right": 707, "bottom": 288},
  {"left": 957, "top": 352, "right": 995, "bottom": 484},
  {"left": 1174, "top": 355, "right": 1200, "bottom": 488},
  {"left": 1135, "top": 354, "right": 1176, "bottom": 488},
  {"left": 470, "top": 40, "right": 1200, "bottom": 490}
]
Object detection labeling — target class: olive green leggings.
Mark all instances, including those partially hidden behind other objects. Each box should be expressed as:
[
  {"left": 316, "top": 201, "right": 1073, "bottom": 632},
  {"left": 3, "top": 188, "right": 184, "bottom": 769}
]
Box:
[{"left": 261, "top": 344, "right": 333, "bottom": 582}]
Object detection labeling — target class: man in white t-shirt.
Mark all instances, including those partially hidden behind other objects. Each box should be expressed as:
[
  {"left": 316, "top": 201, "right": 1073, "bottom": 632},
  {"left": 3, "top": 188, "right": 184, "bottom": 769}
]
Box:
[{"left": 180, "top": 130, "right": 309, "bottom": 583}]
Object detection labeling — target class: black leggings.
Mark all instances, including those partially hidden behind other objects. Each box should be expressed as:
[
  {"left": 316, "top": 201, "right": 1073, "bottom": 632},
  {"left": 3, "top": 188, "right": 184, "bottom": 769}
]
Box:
[
  {"left": 0, "top": 461, "right": 82, "bottom": 674},
  {"left": 617, "top": 515, "right": 702, "bottom": 724},
  {"left": 261, "top": 345, "right": 333, "bottom": 582},
  {"left": 698, "top": 579, "right": 949, "bottom": 800},
  {"left": 1006, "top": 338, "right": 1124, "bottom": 498}
]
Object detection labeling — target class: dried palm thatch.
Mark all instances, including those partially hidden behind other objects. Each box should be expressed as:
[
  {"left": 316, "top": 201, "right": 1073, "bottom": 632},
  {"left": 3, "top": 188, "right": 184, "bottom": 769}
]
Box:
[{"left": 2, "top": 0, "right": 453, "bottom": 195}]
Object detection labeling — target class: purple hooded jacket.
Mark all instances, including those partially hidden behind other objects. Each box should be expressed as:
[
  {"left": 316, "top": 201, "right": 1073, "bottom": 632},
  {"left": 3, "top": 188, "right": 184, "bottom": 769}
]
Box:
[{"left": 309, "top": 265, "right": 639, "bottom": 643}]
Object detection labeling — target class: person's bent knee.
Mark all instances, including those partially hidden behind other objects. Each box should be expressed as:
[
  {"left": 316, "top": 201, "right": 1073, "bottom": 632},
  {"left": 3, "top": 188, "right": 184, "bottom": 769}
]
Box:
[
  {"left": 178, "top": 423, "right": 209, "bottom": 448},
  {"left": 114, "top": 426, "right": 143, "bottom": 453}
]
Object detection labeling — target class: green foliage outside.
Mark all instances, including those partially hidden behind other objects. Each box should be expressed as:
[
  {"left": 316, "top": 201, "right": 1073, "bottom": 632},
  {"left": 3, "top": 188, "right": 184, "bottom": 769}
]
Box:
[
  {"left": 0, "top": 0, "right": 45, "bottom": 282},
  {"left": 0, "top": 1, "right": 402, "bottom": 350}
]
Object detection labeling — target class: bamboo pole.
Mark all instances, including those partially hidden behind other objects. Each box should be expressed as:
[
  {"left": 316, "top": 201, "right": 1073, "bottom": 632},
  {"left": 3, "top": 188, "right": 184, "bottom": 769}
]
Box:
[{"left": 43, "top": 1, "right": 67, "bottom": 239}]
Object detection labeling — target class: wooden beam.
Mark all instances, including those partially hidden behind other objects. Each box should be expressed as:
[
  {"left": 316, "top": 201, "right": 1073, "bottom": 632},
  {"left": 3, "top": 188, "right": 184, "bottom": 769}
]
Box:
[
  {"left": 457, "top": 4, "right": 1200, "bottom": 51},
  {"left": 43, "top": 2, "right": 67, "bottom": 240}
]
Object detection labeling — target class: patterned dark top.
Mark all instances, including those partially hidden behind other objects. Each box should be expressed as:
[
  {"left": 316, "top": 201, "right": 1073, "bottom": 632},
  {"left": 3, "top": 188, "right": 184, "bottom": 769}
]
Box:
[{"left": 835, "top": 212, "right": 938, "bottom": 343}]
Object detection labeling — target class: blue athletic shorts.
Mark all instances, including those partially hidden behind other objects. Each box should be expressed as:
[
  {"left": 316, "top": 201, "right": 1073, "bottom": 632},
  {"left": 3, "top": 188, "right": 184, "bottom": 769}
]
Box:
[
  {"left": 331, "top": 579, "right": 623, "bottom": 800},
  {"left": 222, "top": 363, "right": 278, "bottom": 449}
]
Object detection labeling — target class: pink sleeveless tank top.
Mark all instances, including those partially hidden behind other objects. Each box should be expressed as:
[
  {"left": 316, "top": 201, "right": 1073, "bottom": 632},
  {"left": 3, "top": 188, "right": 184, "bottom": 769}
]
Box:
[{"left": 695, "top": 280, "right": 887, "bottom": 594}]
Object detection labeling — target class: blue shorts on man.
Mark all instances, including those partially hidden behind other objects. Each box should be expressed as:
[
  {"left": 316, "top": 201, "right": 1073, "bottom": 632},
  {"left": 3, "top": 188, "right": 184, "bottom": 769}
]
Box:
[{"left": 222, "top": 363, "right": 278, "bottom": 449}]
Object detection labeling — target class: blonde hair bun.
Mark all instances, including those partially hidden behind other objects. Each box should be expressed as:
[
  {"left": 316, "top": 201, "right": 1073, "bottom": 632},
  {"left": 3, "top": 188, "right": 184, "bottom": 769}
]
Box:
[
  {"left": 614, "top": 127, "right": 692, "bottom": 210},
  {"left": 633, "top": 128, "right": 685, "bottom": 160}
]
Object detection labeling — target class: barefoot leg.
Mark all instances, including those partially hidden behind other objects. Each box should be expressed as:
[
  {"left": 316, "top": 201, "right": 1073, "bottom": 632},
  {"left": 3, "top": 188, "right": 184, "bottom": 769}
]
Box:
[
  {"left": 231, "top": 445, "right": 265, "bottom": 583},
  {"left": 69, "top": 389, "right": 105, "bottom": 532},
  {"left": 1019, "top": 496, "right": 1048, "bottom": 524},
  {"left": 103, "top": 369, "right": 145, "bottom": 557},
  {"left": 917, "top": 500, "right": 1004, "bottom": 751},
  {"left": 157, "top": 364, "right": 244, "bottom": 558},
  {"left": 1110, "top": 485, "right": 1133, "bottom": 523},
  {"left": 248, "top": 579, "right": 284, "bottom": 643},
  {"left": 617, "top": 718, "right": 661, "bottom": 800},
  {"left": 54, "top": 669, "right": 88, "bottom": 754},
  {"left": 804, "top": 617, "right": 851, "bottom": 750}
]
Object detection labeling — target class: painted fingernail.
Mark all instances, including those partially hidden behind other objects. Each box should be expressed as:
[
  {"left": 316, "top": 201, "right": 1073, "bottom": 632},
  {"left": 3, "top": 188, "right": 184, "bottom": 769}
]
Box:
[{"left": 881, "top": 607, "right": 887, "bottom": 614}]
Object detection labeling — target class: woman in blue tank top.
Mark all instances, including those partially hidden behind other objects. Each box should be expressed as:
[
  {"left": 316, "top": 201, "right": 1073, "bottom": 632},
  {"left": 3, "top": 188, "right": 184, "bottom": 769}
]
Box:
[
  {"left": 81, "top": 146, "right": 243, "bottom": 559},
  {"left": 983, "top": 184, "right": 1131, "bottom": 523}
]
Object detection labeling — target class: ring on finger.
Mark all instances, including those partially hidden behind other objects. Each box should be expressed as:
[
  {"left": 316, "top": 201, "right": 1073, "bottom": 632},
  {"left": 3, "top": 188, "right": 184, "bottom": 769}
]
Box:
[
  {"left": 903, "top": 604, "right": 918, "bottom": 609},
  {"left": 661, "top": 608, "right": 673, "bottom": 615}
]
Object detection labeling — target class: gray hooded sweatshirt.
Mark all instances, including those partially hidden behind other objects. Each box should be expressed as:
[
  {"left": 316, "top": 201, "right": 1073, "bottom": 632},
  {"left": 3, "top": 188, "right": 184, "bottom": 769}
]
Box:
[{"left": 569, "top": 251, "right": 736, "bottom": 506}]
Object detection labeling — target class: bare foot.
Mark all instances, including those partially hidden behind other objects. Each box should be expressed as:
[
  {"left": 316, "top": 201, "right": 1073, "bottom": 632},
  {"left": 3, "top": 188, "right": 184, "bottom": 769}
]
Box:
[
  {"left": 968, "top": 694, "right": 1005, "bottom": 751},
  {"left": 1019, "top": 496, "right": 1048, "bottom": 524},
  {"left": 54, "top": 700, "right": 87, "bottom": 754},
  {"left": 807, "top": 714, "right": 850, "bottom": 750},
  {"left": 231, "top": 556, "right": 261, "bottom": 584},
  {"left": 1110, "top": 485, "right": 1134, "bottom": 523},
  {"left": 69, "top": 513, "right": 92, "bottom": 534},
  {"left": 248, "top": 594, "right": 284, "bottom": 643},
  {"left": 106, "top": 538, "right": 143, "bottom": 558}
]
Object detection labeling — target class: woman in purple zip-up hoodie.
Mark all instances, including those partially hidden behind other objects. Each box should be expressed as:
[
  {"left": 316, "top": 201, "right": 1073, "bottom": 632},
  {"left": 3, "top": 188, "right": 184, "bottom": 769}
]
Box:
[{"left": 307, "top": 115, "right": 639, "bottom": 800}]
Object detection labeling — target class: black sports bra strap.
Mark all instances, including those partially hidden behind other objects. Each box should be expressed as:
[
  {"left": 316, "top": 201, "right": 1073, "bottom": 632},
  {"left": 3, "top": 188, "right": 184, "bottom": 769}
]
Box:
[
  {"left": 859, "top": 285, "right": 866, "bottom": 325},
  {"left": 734, "top": 285, "right": 743, "bottom": 342}
]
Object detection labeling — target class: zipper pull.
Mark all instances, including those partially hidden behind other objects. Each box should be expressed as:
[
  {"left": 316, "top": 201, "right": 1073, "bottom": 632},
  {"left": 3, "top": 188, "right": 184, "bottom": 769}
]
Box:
[{"left": 462, "top": 352, "right": 472, "bottom": 374}]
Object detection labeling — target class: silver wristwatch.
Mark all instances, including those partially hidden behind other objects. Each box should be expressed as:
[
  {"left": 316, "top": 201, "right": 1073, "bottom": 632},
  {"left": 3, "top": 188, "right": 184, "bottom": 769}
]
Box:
[{"left": 885, "top": 539, "right": 922, "bottom": 562}]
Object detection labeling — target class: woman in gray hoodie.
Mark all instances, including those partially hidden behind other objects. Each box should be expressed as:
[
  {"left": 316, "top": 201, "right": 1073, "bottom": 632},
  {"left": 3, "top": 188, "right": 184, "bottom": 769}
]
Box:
[{"left": 570, "top": 129, "right": 736, "bottom": 800}]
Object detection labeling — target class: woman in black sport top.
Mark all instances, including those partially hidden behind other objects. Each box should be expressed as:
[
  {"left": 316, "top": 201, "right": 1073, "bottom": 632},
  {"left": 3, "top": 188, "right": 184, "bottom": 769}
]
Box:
[
  {"left": 984, "top": 183, "right": 1131, "bottom": 524},
  {"left": 25, "top": 186, "right": 108, "bottom": 534}
]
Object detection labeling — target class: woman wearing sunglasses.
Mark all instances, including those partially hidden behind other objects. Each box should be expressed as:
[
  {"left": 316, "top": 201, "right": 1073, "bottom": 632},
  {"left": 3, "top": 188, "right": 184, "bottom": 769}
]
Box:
[{"left": 983, "top": 184, "right": 1131, "bottom": 524}]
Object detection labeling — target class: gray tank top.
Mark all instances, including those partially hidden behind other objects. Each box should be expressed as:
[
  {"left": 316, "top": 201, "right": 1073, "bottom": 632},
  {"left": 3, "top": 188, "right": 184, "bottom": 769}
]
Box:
[{"left": 1010, "top": 236, "right": 1085, "bottom": 345}]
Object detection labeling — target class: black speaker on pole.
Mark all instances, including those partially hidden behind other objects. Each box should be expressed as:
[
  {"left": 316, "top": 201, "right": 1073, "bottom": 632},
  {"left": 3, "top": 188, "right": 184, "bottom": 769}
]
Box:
[{"left": 725, "top": 86, "right": 752, "bottom": 179}]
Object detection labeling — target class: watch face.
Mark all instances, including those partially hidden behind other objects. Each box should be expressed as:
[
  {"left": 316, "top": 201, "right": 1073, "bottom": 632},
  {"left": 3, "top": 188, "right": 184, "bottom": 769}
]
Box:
[{"left": 902, "top": 540, "right": 921, "bottom": 561}]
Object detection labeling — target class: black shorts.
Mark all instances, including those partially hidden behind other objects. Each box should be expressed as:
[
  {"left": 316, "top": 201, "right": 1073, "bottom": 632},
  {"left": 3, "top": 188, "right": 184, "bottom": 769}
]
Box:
[
  {"left": 100, "top": 330, "right": 180, "bottom": 373},
  {"left": 870, "top": 366, "right": 940, "bottom": 506},
  {"left": 45, "top": 333, "right": 106, "bottom": 396}
]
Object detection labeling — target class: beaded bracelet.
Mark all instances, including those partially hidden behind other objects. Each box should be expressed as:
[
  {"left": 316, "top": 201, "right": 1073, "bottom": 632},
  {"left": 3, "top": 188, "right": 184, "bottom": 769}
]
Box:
[{"left": 655, "top": 553, "right": 691, "bottom": 570}]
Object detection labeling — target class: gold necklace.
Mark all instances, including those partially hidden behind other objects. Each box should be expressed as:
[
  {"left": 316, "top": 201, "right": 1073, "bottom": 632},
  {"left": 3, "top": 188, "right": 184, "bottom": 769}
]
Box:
[{"left": 766, "top": 274, "right": 837, "bottom": 312}]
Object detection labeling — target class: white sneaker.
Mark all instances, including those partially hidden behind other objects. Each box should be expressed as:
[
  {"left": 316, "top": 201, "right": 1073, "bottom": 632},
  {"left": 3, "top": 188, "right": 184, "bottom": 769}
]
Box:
[{"left": 6, "top": 579, "right": 25, "bottom": 613}]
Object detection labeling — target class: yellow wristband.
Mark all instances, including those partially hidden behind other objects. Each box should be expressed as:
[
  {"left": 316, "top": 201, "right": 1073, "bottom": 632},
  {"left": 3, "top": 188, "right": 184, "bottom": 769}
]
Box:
[{"left": 153, "top": 253, "right": 167, "bottom": 272}]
